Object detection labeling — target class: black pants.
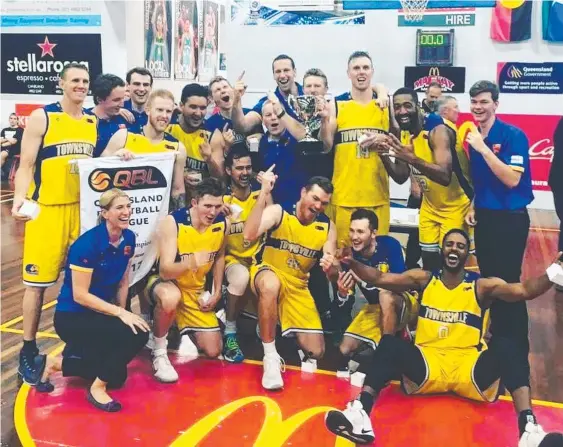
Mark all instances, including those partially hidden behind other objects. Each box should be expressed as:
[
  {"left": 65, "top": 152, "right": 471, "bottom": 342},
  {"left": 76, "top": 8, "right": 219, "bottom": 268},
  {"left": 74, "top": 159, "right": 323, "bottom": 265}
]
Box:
[
  {"left": 364, "top": 335, "right": 529, "bottom": 396},
  {"left": 553, "top": 189, "right": 563, "bottom": 251},
  {"left": 309, "top": 263, "right": 331, "bottom": 316},
  {"left": 54, "top": 311, "right": 148, "bottom": 387},
  {"left": 405, "top": 194, "right": 422, "bottom": 269},
  {"left": 474, "top": 208, "right": 531, "bottom": 388}
]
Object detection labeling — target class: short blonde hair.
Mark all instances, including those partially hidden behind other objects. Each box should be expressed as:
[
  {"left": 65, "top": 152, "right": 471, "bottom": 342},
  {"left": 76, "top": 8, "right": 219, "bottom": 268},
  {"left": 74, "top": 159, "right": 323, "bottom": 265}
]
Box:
[
  {"left": 147, "top": 88, "right": 175, "bottom": 107},
  {"left": 98, "top": 188, "right": 129, "bottom": 224}
]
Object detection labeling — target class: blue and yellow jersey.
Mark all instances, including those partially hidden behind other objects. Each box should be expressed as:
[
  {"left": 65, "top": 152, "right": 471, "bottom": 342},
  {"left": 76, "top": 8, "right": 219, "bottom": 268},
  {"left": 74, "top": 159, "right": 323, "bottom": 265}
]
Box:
[
  {"left": 224, "top": 188, "right": 261, "bottom": 264},
  {"left": 29, "top": 102, "right": 97, "bottom": 205},
  {"left": 167, "top": 117, "right": 211, "bottom": 175},
  {"left": 171, "top": 207, "right": 226, "bottom": 292},
  {"left": 332, "top": 92, "right": 390, "bottom": 208},
  {"left": 442, "top": 118, "right": 473, "bottom": 191},
  {"left": 254, "top": 208, "right": 330, "bottom": 282},
  {"left": 415, "top": 271, "right": 489, "bottom": 350},
  {"left": 404, "top": 127, "right": 472, "bottom": 214},
  {"left": 124, "top": 130, "right": 180, "bottom": 154}
]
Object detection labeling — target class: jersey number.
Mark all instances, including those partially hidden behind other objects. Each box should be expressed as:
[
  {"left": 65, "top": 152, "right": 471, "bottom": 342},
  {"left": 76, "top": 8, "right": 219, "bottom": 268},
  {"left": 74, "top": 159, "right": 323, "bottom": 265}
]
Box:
[
  {"left": 356, "top": 144, "right": 370, "bottom": 159},
  {"left": 68, "top": 163, "right": 79, "bottom": 175},
  {"left": 438, "top": 326, "right": 449, "bottom": 339}
]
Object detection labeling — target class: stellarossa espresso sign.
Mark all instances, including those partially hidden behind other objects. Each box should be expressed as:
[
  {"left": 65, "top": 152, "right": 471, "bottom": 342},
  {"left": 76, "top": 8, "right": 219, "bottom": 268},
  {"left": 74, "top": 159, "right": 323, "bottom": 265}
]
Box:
[
  {"left": 404, "top": 66, "right": 466, "bottom": 93},
  {"left": 1, "top": 33, "right": 102, "bottom": 95},
  {"left": 458, "top": 112, "right": 560, "bottom": 192}
]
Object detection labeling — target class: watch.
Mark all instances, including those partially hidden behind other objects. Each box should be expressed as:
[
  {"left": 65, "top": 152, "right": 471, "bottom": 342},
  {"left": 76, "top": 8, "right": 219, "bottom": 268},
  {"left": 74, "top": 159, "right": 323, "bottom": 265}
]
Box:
[{"left": 276, "top": 109, "right": 286, "bottom": 119}]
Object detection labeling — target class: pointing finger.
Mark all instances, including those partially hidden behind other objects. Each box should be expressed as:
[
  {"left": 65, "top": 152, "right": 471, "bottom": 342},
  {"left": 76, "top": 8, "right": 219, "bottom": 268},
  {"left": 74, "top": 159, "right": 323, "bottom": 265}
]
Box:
[{"left": 237, "top": 70, "right": 245, "bottom": 81}]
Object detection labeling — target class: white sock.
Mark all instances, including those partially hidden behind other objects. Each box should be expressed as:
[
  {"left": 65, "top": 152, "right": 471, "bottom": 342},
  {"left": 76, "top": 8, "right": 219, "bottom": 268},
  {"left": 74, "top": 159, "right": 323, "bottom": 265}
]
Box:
[
  {"left": 262, "top": 341, "right": 278, "bottom": 356},
  {"left": 153, "top": 334, "right": 168, "bottom": 352},
  {"left": 225, "top": 320, "right": 237, "bottom": 335}
]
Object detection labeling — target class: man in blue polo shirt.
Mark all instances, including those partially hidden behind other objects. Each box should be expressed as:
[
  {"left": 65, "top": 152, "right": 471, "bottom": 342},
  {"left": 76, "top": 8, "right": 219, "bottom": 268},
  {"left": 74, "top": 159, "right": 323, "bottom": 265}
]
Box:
[
  {"left": 120, "top": 67, "right": 153, "bottom": 132},
  {"left": 231, "top": 54, "right": 304, "bottom": 135},
  {"left": 465, "top": 80, "right": 538, "bottom": 438},
  {"left": 89, "top": 74, "right": 129, "bottom": 157}
]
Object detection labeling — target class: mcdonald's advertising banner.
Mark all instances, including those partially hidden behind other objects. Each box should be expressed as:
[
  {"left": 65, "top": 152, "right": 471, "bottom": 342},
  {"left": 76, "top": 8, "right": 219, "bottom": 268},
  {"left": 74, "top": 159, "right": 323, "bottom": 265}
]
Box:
[
  {"left": 497, "top": 62, "right": 563, "bottom": 94},
  {"left": 457, "top": 113, "right": 560, "bottom": 192},
  {"left": 77, "top": 153, "right": 175, "bottom": 286},
  {"left": 404, "top": 66, "right": 466, "bottom": 93}
]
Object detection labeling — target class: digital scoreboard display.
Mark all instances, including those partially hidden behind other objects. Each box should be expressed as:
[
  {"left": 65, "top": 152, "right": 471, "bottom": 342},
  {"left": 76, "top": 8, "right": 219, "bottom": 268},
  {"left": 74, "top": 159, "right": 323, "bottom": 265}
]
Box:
[{"left": 416, "top": 29, "right": 455, "bottom": 66}]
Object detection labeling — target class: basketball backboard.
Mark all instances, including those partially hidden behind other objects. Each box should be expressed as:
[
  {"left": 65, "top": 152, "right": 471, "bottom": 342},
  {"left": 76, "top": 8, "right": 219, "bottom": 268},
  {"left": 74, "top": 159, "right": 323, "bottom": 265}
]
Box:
[{"left": 342, "top": 0, "right": 495, "bottom": 10}]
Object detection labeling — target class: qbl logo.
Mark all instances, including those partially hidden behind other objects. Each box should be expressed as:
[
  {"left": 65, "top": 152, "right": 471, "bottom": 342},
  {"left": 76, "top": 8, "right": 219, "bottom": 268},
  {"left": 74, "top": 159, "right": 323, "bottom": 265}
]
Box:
[{"left": 88, "top": 167, "right": 168, "bottom": 192}]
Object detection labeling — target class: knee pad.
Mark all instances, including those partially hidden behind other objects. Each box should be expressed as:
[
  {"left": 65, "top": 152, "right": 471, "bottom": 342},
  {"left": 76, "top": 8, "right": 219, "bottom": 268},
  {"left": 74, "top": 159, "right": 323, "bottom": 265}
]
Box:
[{"left": 226, "top": 263, "right": 250, "bottom": 296}]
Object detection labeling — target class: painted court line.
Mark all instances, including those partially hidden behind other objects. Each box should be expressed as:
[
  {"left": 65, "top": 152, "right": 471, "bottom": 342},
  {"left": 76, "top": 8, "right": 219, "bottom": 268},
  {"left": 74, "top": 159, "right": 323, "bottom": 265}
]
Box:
[
  {"left": 1, "top": 300, "right": 57, "bottom": 329},
  {"left": 0, "top": 327, "right": 60, "bottom": 339}
]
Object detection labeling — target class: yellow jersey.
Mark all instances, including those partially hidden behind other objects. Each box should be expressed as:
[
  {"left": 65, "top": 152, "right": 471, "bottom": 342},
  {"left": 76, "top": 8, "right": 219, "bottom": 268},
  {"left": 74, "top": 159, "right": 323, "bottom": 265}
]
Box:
[
  {"left": 224, "top": 188, "right": 261, "bottom": 265},
  {"left": 29, "top": 103, "right": 97, "bottom": 205},
  {"left": 171, "top": 207, "right": 226, "bottom": 292},
  {"left": 415, "top": 271, "right": 489, "bottom": 350},
  {"left": 254, "top": 208, "right": 330, "bottom": 282},
  {"left": 124, "top": 130, "right": 180, "bottom": 154},
  {"left": 167, "top": 121, "right": 210, "bottom": 176},
  {"left": 332, "top": 92, "right": 390, "bottom": 207},
  {"left": 405, "top": 128, "right": 471, "bottom": 214}
]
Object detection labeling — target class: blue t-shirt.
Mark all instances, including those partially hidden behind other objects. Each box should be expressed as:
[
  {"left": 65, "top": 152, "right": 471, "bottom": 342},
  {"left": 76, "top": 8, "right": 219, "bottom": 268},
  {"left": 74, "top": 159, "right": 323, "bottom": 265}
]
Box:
[
  {"left": 56, "top": 224, "right": 136, "bottom": 312},
  {"left": 346, "top": 235, "right": 406, "bottom": 304},
  {"left": 252, "top": 83, "right": 304, "bottom": 120},
  {"left": 469, "top": 118, "right": 533, "bottom": 211},
  {"left": 258, "top": 131, "right": 309, "bottom": 210},
  {"left": 89, "top": 112, "right": 130, "bottom": 157},
  {"left": 123, "top": 99, "right": 148, "bottom": 133}
]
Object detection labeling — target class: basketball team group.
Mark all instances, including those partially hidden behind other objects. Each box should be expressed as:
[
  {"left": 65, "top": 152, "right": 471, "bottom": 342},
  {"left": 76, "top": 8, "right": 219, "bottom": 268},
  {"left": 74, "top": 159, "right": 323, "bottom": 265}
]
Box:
[{"left": 7, "top": 51, "right": 563, "bottom": 446}]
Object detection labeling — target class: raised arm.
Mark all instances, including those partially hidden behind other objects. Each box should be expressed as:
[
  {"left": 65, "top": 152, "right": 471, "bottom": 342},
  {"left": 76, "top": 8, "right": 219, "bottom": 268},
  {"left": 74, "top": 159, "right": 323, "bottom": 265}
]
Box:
[
  {"left": 170, "top": 144, "right": 187, "bottom": 211},
  {"left": 267, "top": 92, "right": 306, "bottom": 141},
  {"left": 319, "top": 103, "right": 337, "bottom": 153},
  {"left": 12, "top": 109, "right": 47, "bottom": 221},
  {"left": 232, "top": 72, "right": 263, "bottom": 135},
  {"left": 243, "top": 168, "right": 282, "bottom": 242},
  {"left": 101, "top": 128, "right": 128, "bottom": 157}
]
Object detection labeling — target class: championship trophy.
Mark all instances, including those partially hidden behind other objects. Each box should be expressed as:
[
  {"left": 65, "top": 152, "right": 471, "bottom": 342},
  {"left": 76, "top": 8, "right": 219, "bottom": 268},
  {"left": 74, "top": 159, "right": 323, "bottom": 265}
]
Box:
[{"left": 288, "top": 95, "right": 324, "bottom": 155}]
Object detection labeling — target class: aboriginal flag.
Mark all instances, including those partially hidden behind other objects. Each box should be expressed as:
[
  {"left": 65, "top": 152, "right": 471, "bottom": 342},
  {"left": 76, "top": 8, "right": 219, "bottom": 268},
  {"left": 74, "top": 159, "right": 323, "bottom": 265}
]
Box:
[
  {"left": 543, "top": 0, "right": 563, "bottom": 42},
  {"left": 490, "top": 0, "right": 532, "bottom": 42}
]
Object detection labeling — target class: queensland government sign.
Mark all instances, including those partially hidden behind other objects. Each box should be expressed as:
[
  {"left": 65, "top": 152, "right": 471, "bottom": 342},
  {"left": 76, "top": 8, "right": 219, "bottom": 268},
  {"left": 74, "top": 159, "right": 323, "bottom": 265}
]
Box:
[{"left": 497, "top": 62, "right": 563, "bottom": 94}]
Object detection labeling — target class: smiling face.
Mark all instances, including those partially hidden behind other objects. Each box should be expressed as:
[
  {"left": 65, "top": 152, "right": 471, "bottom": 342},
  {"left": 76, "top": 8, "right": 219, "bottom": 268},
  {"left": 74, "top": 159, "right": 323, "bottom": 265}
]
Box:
[
  {"left": 191, "top": 194, "right": 224, "bottom": 226},
  {"left": 60, "top": 67, "right": 90, "bottom": 104},
  {"left": 102, "top": 196, "right": 132, "bottom": 231},
  {"left": 181, "top": 95, "right": 208, "bottom": 128},
  {"left": 147, "top": 96, "right": 175, "bottom": 133},
  {"left": 99, "top": 86, "right": 126, "bottom": 117},
  {"left": 393, "top": 93, "right": 419, "bottom": 132},
  {"left": 273, "top": 59, "right": 296, "bottom": 95},
  {"left": 128, "top": 73, "right": 152, "bottom": 107},
  {"left": 347, "top": 56, "right": 373, "bottom": 92},
  {"left": 210, "top": 79, "right": 233, "bottom": 111},
  {"left": 303, "top": 75, "right": 328, "bottom": 97},
  {"left": 298, "top": 184, "right": 331, "bottom": 223},
  {"left": 262, "top": 102, "right": 285, "bottom": 137},
  {"left": 227, "top": 156, "right": 252, "bottom": 189},
  {"left": 349, "top": 218, "right": 376, "bottom": 255},
  {"left": 441, "top": 232, "right": 469, "bottom": 273},
  {"left": 470, "top": 91, "right": 498, "bottom": 124}
]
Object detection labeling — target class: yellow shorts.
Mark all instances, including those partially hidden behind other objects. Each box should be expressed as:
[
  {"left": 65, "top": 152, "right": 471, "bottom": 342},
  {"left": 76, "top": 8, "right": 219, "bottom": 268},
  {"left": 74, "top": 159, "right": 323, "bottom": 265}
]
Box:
[
  {"left": 344, "top": 292, "right": 419, "bottom": 348},
  {"left": 176, "top": 288, "right": 220, "bottom": 334},
  {"left": 326, "top": 203, "right": 390, "bottom": 248},
  {"left": 250, "top": 264, "right": 322, "bottom": 337},
  {"left": 23, "top": 202, "right": 80, "bottom": 286},
  {"left": 403, "top": 346, "right": 500, "bottom": 403},
  {"left": 419, "top": 202, "right": 472, "bottom": 252}
]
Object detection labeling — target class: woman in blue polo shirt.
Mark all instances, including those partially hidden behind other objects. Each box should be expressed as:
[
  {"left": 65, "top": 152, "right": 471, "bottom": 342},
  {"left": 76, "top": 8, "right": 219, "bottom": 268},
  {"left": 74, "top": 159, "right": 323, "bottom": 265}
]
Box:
[{"left": 33, "top": 188, "right": 149, "bottom": 412}]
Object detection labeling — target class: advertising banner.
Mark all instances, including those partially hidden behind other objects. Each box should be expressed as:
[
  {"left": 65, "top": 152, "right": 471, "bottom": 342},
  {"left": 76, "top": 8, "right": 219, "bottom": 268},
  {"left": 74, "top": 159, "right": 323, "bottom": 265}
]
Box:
[
  {"left": 1, "top": 33, "right": 102, "bottom": 95},
  {"left": 405, "top": 66, "right": 466, "bottom": 93},
  {"left": 497, "top": 62, "right": 563, "bottom": 94},
  {"left": 145, "top": 0, "right": 173, "bottom": 79}
]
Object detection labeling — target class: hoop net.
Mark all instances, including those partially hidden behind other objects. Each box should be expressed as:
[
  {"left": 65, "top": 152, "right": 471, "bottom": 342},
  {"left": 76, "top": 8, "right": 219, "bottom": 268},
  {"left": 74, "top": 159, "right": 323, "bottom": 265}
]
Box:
[{"left": 400, "top": 0, "right": 429, "bottom": 22}]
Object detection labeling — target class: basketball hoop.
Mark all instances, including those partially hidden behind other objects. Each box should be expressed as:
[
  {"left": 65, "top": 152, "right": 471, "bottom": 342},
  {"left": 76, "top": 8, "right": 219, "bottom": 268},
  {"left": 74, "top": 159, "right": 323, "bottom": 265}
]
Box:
[{"left": 400, "top": 0, "right": 429, "bottom": 22}]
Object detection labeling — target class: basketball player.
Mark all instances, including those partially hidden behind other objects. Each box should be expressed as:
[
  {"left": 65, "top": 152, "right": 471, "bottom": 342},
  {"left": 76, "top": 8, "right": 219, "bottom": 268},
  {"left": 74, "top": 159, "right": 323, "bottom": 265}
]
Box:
[
  {"left": 89, "top": 74, "right": 128, "bottom": 156},
  {"left": 102, "top": 89, "right": 187, "bottom": 211},
  {"left": 222, "top": 146, "right": 270, "bottom": 362},
  {"left": 206, "top": 76, "right": 263, "bottom": 157},
  {"left": 325, "top": 209, "right": 417, "bottom": 372},
  {"left": 120, "top": 67, "right": 153, "bottom": 131},
  {"left": 11, "top": 63, "right": 98, "bottom": 384},
  {"left": 146, "top": 178, "right": 228, "bottom": 382},
  {"left": 384, "top": 88, "right": 472, "bottom": 271},
  {"left": 167, "top": 83, "right": 224, "bottom": 188},
  {"left": 244, "top": 174, "right": 337, "bottom": 390},
  {"left": 319, "top": 51, "right": 409, "bottom": 249},
  {"left": 325, "top": 230, "right": 560, "bottom": 446}
]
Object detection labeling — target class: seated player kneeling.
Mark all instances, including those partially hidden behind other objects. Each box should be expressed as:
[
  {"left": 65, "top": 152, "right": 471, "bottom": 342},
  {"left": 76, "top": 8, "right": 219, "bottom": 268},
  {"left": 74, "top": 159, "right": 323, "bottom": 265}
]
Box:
[
  {"left": 327, "top": 209, "right": 417, "bottom": 374},
  {"left": 146, "top": 179, "right": 228, "bottom": 383}
]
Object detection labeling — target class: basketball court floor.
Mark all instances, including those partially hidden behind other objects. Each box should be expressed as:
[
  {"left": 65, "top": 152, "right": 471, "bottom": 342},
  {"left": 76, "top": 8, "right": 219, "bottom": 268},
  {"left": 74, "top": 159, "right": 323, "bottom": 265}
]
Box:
[{"left": 1, "top": 184, "right": 562, "bottom": 446}]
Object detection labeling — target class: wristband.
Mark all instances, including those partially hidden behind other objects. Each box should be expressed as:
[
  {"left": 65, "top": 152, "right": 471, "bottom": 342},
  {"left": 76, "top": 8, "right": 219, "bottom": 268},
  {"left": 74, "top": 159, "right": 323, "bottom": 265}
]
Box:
[{"left": 276, "top": 109, "right": 286, "bottom": 119}]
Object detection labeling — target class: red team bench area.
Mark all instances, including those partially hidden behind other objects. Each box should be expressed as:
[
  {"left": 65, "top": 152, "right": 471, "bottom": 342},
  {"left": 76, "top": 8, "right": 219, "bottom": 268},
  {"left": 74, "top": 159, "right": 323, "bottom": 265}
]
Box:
[{"left": 16, "top": 356, "right": 563, "bottom": 447}]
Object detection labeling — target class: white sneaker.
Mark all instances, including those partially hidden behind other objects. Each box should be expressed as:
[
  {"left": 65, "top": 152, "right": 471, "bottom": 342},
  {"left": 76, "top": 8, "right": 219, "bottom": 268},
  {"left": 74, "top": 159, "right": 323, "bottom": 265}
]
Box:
[
  {"left": 145, "top": 332, "right": 155, "bottom": 350},
  {"left": 325, "top": 400, "right": 375, "bottom": 445},
  {"left": 262, "top": 353, "right": 285, "bottom": 390},
  {"left": 178, "top": 334, "right": 199, "bottom": 357},
  {"left": 518, "top": 422, "right": 547, "bottom": 447},
  {"left": 152, "top": 350, "right": 179, "bottom": 383}
]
